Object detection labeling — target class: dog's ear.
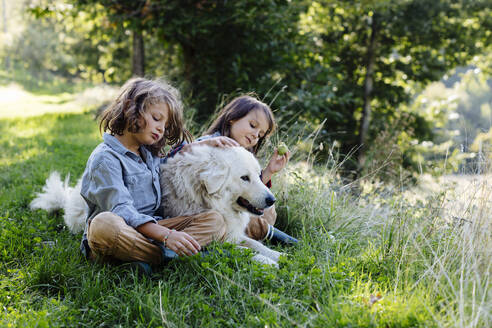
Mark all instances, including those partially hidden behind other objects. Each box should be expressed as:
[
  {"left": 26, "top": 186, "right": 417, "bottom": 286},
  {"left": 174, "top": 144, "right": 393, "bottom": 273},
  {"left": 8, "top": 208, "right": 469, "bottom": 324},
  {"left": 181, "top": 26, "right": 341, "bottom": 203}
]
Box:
[{"left": 199, "top": 163, "right": 230, "bottom": 195}]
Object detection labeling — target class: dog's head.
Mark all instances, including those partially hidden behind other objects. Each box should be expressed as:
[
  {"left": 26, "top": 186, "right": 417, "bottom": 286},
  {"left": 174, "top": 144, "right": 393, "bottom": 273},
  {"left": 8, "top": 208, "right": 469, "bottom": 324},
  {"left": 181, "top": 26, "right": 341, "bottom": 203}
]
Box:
[{"left": 199, "top": 146, "right": 275, "bottom": 216}]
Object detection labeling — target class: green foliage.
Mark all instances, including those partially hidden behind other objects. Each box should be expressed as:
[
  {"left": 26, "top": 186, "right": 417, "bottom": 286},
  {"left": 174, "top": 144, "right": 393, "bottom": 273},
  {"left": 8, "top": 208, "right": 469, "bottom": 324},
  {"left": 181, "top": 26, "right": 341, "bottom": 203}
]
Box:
[
  {"left": 291, "top": 0, "right": 491, "bottom": 164},
  {"left": 70, "top": 0, "right": 308, "bottom": 121},
  {"left": 4, "top": 3, "right": 78, "bottom": 84},
  {"left": 2, "top": 0, "right": 492, "bottom": 177}
]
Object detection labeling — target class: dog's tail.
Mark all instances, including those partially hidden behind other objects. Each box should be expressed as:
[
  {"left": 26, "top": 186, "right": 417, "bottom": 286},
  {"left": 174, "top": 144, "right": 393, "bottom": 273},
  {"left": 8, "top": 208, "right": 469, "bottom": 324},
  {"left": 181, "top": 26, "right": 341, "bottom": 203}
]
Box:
[
  {"left": 30, "top": 171, "right": 70, "bottom": 212},
  {"left": 30, "top": 171, "right": 87, "bottom": 234}
]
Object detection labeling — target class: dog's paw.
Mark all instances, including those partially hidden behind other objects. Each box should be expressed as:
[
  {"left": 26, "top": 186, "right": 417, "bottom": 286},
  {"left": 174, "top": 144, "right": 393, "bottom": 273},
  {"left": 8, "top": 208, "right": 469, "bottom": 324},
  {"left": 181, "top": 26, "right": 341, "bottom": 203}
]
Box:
[
  {"left": 252, "top": 254, "right": 278, "bottom": 267},
  {"left": 268, "top": 250, "right": 286, "bottom": 262}
]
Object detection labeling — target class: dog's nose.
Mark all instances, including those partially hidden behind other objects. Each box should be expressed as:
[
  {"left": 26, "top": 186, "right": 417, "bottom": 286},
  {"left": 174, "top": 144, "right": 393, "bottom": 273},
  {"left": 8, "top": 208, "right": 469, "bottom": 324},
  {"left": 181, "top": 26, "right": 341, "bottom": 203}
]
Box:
[{"left": 265, "top": 195, "right": 276, "bottom": 207}]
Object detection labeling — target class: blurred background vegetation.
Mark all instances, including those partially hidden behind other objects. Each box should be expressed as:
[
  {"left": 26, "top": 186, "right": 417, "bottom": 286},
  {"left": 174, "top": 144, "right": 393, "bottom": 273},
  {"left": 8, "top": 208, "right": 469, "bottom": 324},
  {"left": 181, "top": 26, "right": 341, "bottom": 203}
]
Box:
[{"left": 1, "top": 0, "right": 491, "bottom": 181}]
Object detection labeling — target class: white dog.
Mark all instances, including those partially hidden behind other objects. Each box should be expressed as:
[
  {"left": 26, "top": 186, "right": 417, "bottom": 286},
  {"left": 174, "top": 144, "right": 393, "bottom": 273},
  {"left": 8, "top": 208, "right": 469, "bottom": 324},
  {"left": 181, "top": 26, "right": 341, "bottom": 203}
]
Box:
[
  {"left": 160, "top": 144, "right": 283, "bottom": 266},
  {"left": 30, "top": 145, "right": 284, "bottom": 266}
]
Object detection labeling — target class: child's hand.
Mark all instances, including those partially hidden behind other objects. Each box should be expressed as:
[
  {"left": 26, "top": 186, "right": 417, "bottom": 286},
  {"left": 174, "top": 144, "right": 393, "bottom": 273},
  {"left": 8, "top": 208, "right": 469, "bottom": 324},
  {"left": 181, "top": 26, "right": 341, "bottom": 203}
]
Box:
[
  {"left": 182, "top": 137, "right": 239, "bottom": 153},
  {"left": 166, "top": 230, "right": 201, "bottom": 256},
  {"left": 262, "top": 148, "right": 290, "bottom": 183},
  {"left": 197, "top": 136, "right": 239, "bottom": 148}
]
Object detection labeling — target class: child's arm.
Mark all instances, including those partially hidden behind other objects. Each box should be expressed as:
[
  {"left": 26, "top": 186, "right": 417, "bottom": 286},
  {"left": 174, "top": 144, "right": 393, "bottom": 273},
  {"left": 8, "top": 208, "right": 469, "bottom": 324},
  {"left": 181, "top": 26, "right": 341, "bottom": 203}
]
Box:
[
  {"left": 137, "top": 222, "right": 200, "bottom": 256},
  {"left": 181, "top": 136, "right": 238, "bottom": 152},
  {"left": 261, "top": 148, "right": 291, "bottom": 184},
  {"left": 164, "top": 136, "right": 238, "bottom": 162}
]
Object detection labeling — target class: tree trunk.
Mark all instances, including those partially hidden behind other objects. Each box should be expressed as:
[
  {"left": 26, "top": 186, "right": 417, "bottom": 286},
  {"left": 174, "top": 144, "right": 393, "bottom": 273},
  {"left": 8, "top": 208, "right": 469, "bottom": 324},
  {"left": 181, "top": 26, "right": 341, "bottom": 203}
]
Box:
[
  {"left": 357, "top": 16, "right": 378, "bottom": 169},
  {"left": 181, "top": 43, "right": 196, "bottom": 89},
  {"left": 132, "top": 29, "right": 145, "bottom": 77}
]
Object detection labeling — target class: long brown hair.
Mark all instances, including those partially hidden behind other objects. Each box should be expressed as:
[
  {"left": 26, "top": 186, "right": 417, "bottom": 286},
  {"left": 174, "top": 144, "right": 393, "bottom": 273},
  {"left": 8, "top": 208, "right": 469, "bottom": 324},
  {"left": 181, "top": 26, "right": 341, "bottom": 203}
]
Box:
[
  {"left": 99, "top": 77, "right": 192, "bottom": 155},
  {"left": 206, "top": 94, "right": 276, "bottom": 154}
]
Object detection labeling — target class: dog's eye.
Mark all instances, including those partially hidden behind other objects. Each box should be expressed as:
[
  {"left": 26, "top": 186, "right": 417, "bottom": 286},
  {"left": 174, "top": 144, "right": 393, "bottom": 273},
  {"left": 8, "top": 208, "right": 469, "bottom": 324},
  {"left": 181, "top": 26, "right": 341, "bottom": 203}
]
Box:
[{"left": 240, "top": 175, "right": 250, "bottom": 182}]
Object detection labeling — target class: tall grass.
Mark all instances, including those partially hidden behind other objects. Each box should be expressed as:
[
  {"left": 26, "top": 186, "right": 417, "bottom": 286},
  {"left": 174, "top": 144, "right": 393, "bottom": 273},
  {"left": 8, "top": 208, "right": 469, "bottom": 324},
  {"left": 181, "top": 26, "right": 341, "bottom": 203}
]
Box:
[
  {"left": 0, "top": 84, "right": 490, "bottom": 327},
  {"left": 403, "top": 175, "right": 492, "bottom": 327}
]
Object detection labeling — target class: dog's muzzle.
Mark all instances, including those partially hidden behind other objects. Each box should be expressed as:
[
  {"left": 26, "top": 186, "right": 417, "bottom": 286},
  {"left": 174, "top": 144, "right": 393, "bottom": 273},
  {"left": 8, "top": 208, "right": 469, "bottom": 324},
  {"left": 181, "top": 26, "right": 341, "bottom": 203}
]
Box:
[{"left": 237, "top": 195, "right": 276, "bottom": 215}]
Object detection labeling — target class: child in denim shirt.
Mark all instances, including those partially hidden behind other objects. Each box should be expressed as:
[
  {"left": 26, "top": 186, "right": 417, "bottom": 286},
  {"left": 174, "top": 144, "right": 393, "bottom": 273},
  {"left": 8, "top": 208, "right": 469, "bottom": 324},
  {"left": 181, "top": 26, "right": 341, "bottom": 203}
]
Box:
[{"left": 81, "top": 78, "right": 234, "bottom": 268}]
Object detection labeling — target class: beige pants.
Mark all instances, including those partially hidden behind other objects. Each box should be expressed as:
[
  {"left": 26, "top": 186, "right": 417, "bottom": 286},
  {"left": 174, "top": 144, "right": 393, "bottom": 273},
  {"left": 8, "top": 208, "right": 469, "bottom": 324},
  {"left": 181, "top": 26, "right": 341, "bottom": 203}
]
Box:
[
  {"left": 245, "top": 206, "right": 277, "bottom": 240},
  {"left": 87, "top": 211, "right": 226, "bottom": 265}
]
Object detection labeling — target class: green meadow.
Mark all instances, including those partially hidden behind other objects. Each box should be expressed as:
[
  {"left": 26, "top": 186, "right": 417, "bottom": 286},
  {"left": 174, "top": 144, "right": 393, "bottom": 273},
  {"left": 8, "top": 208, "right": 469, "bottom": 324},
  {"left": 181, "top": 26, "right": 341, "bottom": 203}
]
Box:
[{"left": 0, "top": 84, "right": 490, "bottom": 327}]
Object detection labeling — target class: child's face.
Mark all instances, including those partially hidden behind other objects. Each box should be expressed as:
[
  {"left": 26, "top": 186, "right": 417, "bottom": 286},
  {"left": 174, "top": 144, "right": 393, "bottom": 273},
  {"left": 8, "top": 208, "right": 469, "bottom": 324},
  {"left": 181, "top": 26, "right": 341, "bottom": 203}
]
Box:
[
  {"left": 229, "top": 109, "right": 269, "bottom": 148},
  {"left": 134, "top": 102, "right": 169, "bottom": 146}
]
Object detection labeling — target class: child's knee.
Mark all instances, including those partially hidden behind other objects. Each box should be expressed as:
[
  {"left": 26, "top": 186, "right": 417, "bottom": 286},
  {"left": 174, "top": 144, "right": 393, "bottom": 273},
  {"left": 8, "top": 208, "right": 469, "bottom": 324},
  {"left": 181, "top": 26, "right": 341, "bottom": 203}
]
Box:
[
  {"left": 262, "top": 205, "right": 277, "bottom": 225},
  {"left": 87, "top": 212, "right": 124, "bottom": 255},
  {"left": 206, "top": 211, "right": 227, "bottom": 240},
  {"left": 89, "top": 212, "right": 122, "bottom": 236},
  {"left": 208, "top": 210, "right": 224, "bottom": 222}
]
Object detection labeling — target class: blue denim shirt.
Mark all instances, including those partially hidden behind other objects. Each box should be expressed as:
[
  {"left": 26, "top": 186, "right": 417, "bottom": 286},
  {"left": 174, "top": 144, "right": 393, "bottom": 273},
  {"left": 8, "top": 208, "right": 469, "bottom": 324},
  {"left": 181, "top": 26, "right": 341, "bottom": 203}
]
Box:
[{"left": 81, "top": 133, "right": 164, "bottom": 230}]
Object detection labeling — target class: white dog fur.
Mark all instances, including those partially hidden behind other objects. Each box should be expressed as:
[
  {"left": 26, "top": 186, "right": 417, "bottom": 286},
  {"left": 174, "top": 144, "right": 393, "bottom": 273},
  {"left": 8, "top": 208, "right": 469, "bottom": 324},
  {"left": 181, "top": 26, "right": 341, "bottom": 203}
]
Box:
[
  {"left": 30, "top": 145, "right": 283, "bottom": 266},
  {"left": 160, "top": 144, "right": 283, "bottom": 266},
  {"left": 30, "top": 171, "right": 87, "bottom": 233}
]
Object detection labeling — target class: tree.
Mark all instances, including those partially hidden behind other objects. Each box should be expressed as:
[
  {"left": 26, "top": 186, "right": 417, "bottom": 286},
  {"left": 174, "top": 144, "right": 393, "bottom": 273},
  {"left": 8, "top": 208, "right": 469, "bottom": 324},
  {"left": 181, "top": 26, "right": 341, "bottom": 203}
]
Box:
[
  {"left": 296, "top": 0, "right": 492, "bottom": 172},
  {"left": 132, "top": 29, "right": 145, "bottom": 76},
  {"left": 67, "top": 1, "right": 306, "bottom": 120},
  {"left": 148, "top": 0, "right": 307, "bottom": 120},
  {"left": 21, "top": 0, "right": 492, "bottom": 179},
  {"left": 73, "top": 0, "right": 152, "bottom": 77}
]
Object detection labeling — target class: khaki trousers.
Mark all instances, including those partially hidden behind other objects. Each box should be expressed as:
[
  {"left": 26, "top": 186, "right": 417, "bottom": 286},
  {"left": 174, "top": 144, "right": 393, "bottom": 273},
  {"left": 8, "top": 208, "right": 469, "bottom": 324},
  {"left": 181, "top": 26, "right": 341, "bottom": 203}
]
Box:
[
  {"left": 245, "top": 206, "right": 277, "bottom": 241},
  {"left": 87, "top": 211, "right": 226, "bottom": 265}
]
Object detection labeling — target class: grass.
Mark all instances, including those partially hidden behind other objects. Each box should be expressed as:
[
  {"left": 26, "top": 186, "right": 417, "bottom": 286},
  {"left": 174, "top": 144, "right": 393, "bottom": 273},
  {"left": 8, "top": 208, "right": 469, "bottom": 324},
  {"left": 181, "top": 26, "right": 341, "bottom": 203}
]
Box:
[{"left": 0, "top": 84, "right": 490, "bottom": 327}]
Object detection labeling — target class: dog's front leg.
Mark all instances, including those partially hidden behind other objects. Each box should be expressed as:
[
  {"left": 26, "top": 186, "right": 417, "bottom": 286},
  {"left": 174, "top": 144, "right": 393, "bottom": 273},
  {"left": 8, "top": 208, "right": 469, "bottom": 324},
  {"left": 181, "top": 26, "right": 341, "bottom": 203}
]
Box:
[
  {"left": 236, "top": 245, "right": 279, "bottom": 266},
  {"left": 251, "top": 254, "right": 278, "bottom": 267},
  {"left": 239, "top": 236, "right": 284, "bottom": 262}
]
